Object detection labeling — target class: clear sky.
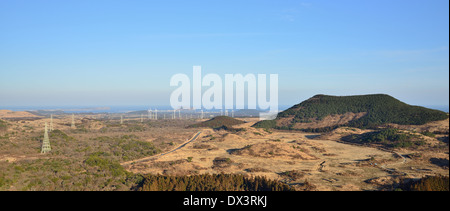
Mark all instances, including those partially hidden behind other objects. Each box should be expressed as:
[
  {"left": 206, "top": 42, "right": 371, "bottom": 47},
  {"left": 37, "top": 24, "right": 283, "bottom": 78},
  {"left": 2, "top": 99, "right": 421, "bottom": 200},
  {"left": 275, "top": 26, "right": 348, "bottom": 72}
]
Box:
[{"left": 0, "top": 0, "right": 448, "bottom": 108}]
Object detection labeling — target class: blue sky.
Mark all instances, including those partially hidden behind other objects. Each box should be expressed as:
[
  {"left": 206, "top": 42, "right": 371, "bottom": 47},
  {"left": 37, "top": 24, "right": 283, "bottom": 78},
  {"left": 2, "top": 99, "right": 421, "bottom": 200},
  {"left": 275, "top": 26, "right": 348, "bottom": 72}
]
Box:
[{"left": 0, "top": 0, "right": 448, "bottom": 108}]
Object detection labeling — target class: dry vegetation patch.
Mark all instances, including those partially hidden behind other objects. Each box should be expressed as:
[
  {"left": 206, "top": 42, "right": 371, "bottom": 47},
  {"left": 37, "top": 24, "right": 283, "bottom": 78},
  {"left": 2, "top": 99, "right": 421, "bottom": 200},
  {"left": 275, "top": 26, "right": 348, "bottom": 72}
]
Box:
[{"left": 230, "top": 142, "right": 318, "bottom": 160}]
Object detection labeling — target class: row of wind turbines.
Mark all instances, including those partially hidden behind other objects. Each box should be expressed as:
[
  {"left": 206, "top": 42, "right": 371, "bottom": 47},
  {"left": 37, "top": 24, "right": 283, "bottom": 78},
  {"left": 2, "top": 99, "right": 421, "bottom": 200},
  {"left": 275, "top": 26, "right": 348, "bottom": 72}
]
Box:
[{"left": 40, "top": 109, "right": 237, "bottom": 153}]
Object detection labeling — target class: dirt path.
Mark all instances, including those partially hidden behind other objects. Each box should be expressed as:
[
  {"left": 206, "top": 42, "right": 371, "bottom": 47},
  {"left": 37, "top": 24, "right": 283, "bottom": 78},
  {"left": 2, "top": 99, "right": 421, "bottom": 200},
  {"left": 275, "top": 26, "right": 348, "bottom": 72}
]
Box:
[
  {"left": 380, "top": 151, "right": 409, "bottom": 174},
  {"left": 121, "top": 131, "right": 202, "bottom": 166},
  {"left": 335, "top": 139, "right": 410, "bottom": 174}
]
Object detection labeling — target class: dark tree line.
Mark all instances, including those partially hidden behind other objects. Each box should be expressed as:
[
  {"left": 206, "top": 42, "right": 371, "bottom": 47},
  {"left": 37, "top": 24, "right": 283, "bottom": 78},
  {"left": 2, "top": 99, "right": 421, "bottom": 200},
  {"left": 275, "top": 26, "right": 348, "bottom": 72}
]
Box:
[
  {"left": 137, "top": 173, "right": 295, "bottom": 191},
  {"left": 397, "top": 175, "right": 449, "bottom": 191}
]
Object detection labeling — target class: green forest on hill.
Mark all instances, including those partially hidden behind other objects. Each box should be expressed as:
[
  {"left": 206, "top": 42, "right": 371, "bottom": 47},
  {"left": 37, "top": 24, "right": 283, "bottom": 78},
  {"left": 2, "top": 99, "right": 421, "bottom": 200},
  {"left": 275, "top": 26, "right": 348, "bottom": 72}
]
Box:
[{"left": 254, "top": 94, "right": 448, "bottom": 130}]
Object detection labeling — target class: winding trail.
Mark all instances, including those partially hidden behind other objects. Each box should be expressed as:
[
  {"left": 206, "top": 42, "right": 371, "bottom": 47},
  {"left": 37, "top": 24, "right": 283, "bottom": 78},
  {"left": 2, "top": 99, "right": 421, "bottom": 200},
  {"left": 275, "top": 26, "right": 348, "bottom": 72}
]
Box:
[
  {"left": 380, "top": 151, "right": 409, "bottom": 174},
  {"left": 121, "top": 131, "right": 202, "bottom": 166},
  {"left": 336, "top": 139, "right": 409, "bottom": 174}
]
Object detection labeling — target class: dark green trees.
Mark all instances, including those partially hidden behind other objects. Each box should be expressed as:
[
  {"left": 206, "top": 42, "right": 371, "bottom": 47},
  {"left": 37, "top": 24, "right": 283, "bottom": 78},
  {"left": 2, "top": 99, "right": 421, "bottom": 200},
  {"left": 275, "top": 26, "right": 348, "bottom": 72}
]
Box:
[{"left": 138, "top": 174, "right": 294, "bottom": 191}]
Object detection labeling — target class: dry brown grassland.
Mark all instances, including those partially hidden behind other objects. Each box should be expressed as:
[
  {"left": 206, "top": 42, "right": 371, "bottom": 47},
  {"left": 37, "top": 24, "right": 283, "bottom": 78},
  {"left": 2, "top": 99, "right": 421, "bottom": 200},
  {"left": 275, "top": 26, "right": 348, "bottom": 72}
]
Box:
[{"left": 0, "top": 111, "right": 448, "bottom": 191}]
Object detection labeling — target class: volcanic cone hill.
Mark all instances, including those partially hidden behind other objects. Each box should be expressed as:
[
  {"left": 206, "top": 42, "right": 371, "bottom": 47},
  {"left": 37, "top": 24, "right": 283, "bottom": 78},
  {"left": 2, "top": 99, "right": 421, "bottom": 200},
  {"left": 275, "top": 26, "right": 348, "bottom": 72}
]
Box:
[
  {"left": 254, "top": 94, "right": 449, "bottom": 131},
  {"left": 188, "top": 116, "right": 245, "bottom": 129}
]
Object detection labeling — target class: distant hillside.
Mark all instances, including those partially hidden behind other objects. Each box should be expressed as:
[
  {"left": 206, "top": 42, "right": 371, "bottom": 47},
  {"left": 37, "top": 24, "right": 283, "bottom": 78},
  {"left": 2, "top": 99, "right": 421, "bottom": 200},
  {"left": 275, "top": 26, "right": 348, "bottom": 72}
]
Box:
[
  {"left": 233, "top": 109, "right": 261, "bottom": 117},
  {"left": 188, "top": 116, "right": 245, "bottom": 129},
  {"left": 0, "top": 110, "right": 41, "bottom": 118},
  {"left": 254, "top": 94, "right": 449, "bottom": 131},
  {"left": 126, "top": 110, "right": 148, "bottom": 115}
]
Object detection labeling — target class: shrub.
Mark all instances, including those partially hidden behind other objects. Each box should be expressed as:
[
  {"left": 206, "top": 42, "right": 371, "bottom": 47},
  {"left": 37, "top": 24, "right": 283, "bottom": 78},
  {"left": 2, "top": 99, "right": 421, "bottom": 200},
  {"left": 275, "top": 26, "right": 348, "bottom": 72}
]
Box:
[
  {"left": 344, "top": 128, "right": 425, "bottom": 149},
  {"left": 85, "top": 152, "right": 127, "bottom": 177},
  {"left": 421, "top": 131, "right": 436, "bottom": 138},
  {"left": 0, "top": 119, "right": 8, "bottom": 131}
]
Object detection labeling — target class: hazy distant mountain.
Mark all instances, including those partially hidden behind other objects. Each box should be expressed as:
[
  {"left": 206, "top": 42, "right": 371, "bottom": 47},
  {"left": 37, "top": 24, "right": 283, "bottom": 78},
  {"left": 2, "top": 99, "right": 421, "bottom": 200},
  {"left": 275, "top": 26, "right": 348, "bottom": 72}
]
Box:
[{"left": 253, "top": 94, "right": 449, "bottom": 131}]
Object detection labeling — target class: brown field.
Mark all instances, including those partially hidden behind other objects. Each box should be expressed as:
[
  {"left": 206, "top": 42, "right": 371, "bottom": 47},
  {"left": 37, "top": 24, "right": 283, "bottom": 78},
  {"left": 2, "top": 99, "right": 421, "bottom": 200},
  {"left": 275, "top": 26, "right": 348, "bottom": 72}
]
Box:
[
  {"left": 124, "top": 117, "right": 449, "bottom": 191},
  {"left": 0, "top": 113, "right": 448, "bottom": 191}
]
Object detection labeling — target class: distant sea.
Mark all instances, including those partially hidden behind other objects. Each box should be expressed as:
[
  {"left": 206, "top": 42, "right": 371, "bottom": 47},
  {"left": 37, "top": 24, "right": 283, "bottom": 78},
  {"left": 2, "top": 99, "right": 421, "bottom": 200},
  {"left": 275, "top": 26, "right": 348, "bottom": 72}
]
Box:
[
  {"left": 1, "top": 105, "right": 448, "bottom": 113},
  {"left": 423, "top": 105, "right": 449, "bottom": 113},
  {"left": 0, "top": 105, "right": 173, "bottom": 113}
]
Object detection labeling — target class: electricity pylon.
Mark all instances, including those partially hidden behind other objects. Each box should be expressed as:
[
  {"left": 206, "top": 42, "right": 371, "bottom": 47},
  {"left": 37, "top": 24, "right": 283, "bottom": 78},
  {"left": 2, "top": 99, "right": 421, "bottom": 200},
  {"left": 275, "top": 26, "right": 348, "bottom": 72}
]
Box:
[
  {"left": 71, "top": 114, "right": 76, "bottom": 129},
  {"left": 41, "top": 122, "right": 51, "bottom": 153}
]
